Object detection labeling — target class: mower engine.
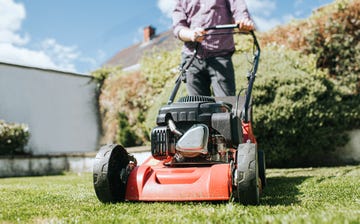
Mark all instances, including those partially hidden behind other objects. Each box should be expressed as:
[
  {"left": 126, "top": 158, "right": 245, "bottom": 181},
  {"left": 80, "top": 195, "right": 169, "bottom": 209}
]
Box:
[{"left": 151, "top": 95, "right": 242, "bottom": 164}]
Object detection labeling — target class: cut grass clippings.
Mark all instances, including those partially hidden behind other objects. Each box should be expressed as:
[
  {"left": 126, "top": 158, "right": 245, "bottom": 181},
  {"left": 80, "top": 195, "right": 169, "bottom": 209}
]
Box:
[{"left": 0, "top": 166, "right": 359, "bottom": 223}]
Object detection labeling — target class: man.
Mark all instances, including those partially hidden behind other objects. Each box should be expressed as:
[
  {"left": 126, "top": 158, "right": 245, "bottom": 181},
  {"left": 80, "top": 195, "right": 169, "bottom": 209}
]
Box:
[{"left": 172, "top": 0, "right": 255, "bottom": 96}]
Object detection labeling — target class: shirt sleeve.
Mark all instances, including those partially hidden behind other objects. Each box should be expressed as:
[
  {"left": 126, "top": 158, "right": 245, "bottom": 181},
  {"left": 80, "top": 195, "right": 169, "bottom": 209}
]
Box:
[
  {"left": 227, "top": 0, "right": 251, "bottom": 21},
  {"left": 172, "top": 1, "right": 189, "bottom": 39}
]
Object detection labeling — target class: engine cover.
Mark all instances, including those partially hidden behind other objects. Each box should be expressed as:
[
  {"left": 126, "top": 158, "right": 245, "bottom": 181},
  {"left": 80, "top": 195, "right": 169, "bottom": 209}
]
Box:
[{"left": 176, "top": 124, "right": 209, "bottom": 158}]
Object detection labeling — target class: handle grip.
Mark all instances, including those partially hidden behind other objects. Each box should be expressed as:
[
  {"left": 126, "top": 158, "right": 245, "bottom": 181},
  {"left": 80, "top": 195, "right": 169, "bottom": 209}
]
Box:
[{"left": 204, "top": 24, "right": 239, "bottom": 31}]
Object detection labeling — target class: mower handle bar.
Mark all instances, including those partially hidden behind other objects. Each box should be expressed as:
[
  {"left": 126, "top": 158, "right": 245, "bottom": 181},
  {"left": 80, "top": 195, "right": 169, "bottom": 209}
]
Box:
[
  {"left": 168, "top": 24, "right": 260, "bottom": 122},
  {"left": 204, "top": 24, "right": 239, "bottom": 31}
]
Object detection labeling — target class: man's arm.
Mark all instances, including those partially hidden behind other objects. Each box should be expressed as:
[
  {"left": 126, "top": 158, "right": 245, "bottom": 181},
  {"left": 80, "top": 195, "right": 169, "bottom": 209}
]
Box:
[
  {"left": 172, "top": 1, "right": 206, "bottom": 42},
  {"left": 178, "top": 27, "right": 207, "bottom": 42}
]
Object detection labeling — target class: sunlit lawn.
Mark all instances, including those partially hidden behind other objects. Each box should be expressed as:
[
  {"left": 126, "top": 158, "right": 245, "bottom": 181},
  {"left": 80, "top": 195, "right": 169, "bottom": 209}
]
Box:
[{"left": 0, "top": 165, "right": 359, "bottom": 223}]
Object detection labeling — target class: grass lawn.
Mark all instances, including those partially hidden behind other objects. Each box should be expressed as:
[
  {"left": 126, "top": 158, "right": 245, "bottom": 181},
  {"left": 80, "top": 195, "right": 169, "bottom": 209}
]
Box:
[{"left": 1, "top": 165, "right": 359, "bottom": 224}]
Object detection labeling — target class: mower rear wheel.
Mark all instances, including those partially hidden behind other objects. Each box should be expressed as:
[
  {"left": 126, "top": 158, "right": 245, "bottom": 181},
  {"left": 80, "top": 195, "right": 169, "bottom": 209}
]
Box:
[
  {"left": 235, "top": 143, "right": 260, "bottom": 205},
  {"left": 93, "top": 144, "right": 130, "bottom": 203},
  {"left": 258, "top": 150, "right": 266, "bottom": 189}
]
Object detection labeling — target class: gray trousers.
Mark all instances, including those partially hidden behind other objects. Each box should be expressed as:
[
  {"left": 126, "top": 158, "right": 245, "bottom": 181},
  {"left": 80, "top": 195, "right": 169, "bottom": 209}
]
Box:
[{"left": 182, "top": 53, "right": 236, "bottom": 97}]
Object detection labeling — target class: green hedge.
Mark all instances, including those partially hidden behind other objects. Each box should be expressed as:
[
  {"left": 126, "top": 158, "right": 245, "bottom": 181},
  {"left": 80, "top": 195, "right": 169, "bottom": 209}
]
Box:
[
  {"left": 252, "top": 46, "right": 359, "bottom": 167},
  {"left": 0, "top": 120, "right": 30, "bottom": 155},
  {"left": 141, "top": 47, "right": 181, "bottom": 91},
  {"left": 116, "top": 112, "right": 138, "bottom": 147},
  {"left": 304, "top": 0, "right": 360, "bottom": 94}
]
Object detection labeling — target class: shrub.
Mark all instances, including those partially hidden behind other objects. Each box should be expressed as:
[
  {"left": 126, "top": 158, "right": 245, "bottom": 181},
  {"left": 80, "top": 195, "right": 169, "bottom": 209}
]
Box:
[
  {"left": 0, "top": 120, "right": 30, "bottom": 155},
  {"left": 141, "top": 47, "right": 181, "bottom": 91},
  {"left": 116, "top": 112, "right": 138, "bottom": 147},
  {"left": 262, "top": 0, "right": 360, "bottom": 94},
  {"left": 95, "top": 69, "right": 151, "bottom": 145},
  {"left": 91, "top": 66, "right": 123, "bottom": 91},
  {"left": 253, "top": 46, "right": 360, "bottom": 167},
  {"left": 304, "top": 0, "right": 360, "bottom": 94},
  {"left": 253, "top": 0, "right": 360, "bottom": 166}
]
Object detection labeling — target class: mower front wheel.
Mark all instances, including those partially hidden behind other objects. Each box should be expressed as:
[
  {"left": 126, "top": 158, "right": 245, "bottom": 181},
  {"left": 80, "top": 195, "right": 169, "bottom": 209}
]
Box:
[
  {"left": 93, "top": 144, "right": 130, "bottom": 203},
  {"left": 234, "top": 142, "right": 260, "bottom": 205}
]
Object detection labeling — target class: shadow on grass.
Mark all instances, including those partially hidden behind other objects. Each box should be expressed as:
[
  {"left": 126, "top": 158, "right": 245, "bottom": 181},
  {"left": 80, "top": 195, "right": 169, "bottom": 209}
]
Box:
[{"left": 261, "top": 176, "right": 309, "bottom": 206}]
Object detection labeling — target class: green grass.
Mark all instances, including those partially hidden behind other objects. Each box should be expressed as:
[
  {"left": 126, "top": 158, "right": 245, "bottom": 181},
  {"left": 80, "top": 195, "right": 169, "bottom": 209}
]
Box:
[{"left": 1, "top": 166, "right": 359, "bottom": 224}]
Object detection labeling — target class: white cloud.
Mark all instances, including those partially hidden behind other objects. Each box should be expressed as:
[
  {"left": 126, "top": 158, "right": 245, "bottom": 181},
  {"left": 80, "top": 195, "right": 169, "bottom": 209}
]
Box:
[
  {"left": 247, "top": 0, "right": 284, "bottom": 31},
  {"left": 247, "top": 0, "right": 277, "bottom": 17},
  {"left": 40, "top": 39, "right": 80, "bottom": 72},
  {"left": 0, "top": 0, "right": 56, "bottom": 68},
  {"left": 0, "top": 30, "right": 30, "bottom": 46},
  {"left": 0, "top": 0, "right": 25, "bottom": 33},
  {"left": 157, "top": 0, "right": 176, "bottom": 18},
  {"left": 0, "top": 0, "right": 91, "bottom": 73},
  {"left": 252, "top": 16, "right": 281, "bottom": 31},
  {"left": 0, "top": 43, "right": 57, "bottom": 68},
  {"left": 0, "top": 0, "right": 29, "bottom": 45}
]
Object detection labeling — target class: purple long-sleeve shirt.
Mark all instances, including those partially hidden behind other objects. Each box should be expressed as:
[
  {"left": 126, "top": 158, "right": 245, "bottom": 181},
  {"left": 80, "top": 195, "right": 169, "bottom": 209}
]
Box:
[{"left": 172, "top": 0, "right": 251, "bottom": 58}]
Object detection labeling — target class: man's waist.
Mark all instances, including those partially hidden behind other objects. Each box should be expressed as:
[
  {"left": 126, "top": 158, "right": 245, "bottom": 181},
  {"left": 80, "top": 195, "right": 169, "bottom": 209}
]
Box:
[{"left": 182, "top": 46, "right": 235, "bottom": 59}]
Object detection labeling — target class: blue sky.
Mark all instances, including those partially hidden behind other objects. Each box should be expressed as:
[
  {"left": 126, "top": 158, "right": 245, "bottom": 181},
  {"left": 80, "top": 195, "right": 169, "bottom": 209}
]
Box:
[{"left": 0, "top": 0, "right": 333, "bottom": 74}]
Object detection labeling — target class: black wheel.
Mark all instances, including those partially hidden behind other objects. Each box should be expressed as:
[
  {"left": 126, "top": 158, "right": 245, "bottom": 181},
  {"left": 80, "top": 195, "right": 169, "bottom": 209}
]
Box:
[
  {"left": 93, "top": 144, "right": 130, "bottom": 203},
  {"left": 258, "top": 150, "right": 266, "bottom": 189},
  {"left": 234, "top": 143, "right": 260, "bottom": 205}
]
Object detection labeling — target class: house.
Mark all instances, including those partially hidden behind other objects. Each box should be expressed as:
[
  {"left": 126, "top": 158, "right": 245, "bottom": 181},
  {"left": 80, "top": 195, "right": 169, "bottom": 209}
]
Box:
[
  {"left": 0, "top": 62, "right": 100, "bottom": 155},
  {"left": 105, "top": 26, "right": 180, "bottom": 71}
]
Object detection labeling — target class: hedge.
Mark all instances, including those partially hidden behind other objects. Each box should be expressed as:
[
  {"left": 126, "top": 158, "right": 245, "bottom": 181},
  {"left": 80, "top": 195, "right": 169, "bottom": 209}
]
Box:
[
  {"left": 252, "top": 47, "right": 359, "bottom": 167},
  {"left": 0, "top": 120, "right": 30, "bottom": 155}
]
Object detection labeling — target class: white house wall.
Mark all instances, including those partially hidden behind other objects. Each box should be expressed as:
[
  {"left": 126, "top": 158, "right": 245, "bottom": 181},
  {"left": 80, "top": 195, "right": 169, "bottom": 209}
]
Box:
[{"left": 0, "top": 62, "right": 100, "bottom": 155}]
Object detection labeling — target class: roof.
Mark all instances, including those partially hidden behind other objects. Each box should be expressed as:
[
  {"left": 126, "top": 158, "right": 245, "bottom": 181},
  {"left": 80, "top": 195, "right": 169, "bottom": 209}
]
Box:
[{"left": 104, "top": 29, "right": 180, "bottom": 69}]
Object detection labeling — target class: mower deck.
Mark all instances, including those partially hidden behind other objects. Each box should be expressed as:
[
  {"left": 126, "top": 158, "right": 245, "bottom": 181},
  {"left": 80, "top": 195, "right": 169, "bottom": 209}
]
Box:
[{"left": 125, "top": 157, "right": 232, "bottom": 201}]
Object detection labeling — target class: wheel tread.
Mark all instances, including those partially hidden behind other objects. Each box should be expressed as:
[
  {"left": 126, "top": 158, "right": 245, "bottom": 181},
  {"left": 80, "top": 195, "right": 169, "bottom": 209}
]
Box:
[{"left": 93, "top": 144, "right": 129, "bottom": 203}]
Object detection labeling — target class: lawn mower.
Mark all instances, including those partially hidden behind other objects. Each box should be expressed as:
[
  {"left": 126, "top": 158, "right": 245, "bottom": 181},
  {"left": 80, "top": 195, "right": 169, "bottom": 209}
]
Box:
[{"left": 93, "top": 24, "right": 266, "bottom": 205}]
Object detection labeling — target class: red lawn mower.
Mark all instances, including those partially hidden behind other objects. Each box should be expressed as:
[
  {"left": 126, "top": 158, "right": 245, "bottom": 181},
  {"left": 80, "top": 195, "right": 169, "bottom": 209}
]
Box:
[{"left": 93, "top": 24, "right": 266, "bottom": 205}]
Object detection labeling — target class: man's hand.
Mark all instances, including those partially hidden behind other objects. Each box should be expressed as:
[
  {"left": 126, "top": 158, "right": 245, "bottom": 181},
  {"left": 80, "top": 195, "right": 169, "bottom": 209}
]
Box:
[
  {"left": 179, "top": 27, "right": 207, "bottom": 42},
  {"left": 236, "top": 18, "right": 255, "bottom": 31},
  {"left": 192, "top": 27, "right": 207, "bottom": 42}
]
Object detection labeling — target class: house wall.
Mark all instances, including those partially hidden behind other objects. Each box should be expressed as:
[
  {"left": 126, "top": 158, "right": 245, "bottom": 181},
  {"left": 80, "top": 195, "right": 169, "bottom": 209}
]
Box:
[{"left": 0, "top": 62, "right": 100, "bottom": 155}]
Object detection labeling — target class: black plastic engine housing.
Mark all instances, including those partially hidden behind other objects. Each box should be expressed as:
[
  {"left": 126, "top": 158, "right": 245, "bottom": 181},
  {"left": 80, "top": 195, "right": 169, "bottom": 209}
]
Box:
[
  {"left": 156, "top": 96, "right": 230, "bottom": 125},
  {"left": 151, "top": 96, "right": 244, "bottom": 160}
]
